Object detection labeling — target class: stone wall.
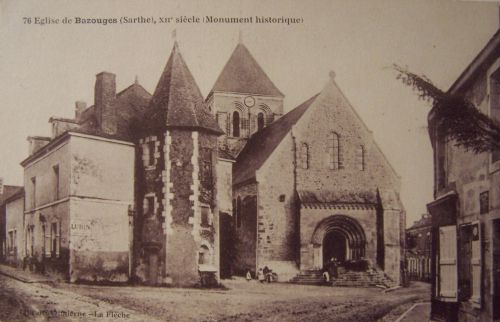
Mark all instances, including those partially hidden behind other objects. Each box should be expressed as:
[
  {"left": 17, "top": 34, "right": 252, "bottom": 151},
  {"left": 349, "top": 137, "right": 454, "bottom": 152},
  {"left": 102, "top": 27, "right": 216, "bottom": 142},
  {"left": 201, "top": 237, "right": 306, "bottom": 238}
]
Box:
[
  {"left": 69, "top": 199, "right": 130, "bottom": 283},
  {"left": 233, "top": 183, "right": 257, "bottom": 275},
  {"left": 255, "top": 134, "right": 300, "bottom": 280}
]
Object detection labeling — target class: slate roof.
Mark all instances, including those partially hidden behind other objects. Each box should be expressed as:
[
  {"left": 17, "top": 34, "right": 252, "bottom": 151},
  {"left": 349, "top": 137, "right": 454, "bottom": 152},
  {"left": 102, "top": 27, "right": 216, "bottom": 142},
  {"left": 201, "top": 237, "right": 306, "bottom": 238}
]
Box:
[
  {"left": 144, "top": 42, "right": 223, "bottom": 135},
  {"left": 210, "top": 43, "right": 284, "bottom": 97},
  {"left": 233, "top": 94, "right": 319, "bottom": 185}
]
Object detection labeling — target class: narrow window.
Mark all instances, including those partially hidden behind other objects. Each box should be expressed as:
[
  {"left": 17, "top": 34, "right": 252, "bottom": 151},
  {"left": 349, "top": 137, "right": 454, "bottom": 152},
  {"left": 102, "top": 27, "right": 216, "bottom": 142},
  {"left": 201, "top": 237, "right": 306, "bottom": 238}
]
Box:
[
  {"left": 232, "top": 199, "right": 237, "bottom": 227},
  {"left": 7, "top": 231, "right": 13, "bottom": 253},
  {"left": 327, "top": 132, "right": 340, "bottom": 170},
  {"left": 31, "top": 177, "right": 36, "bottom": 208},
  {"left": 257, "top": 112, "right": 265, "bottom": 131},
  {"left": 201, "top": 206, "right": 210, "bottom": 227},
  {"left": 43, "top": 224, "right": 51, "bottom": 257},
  {"left": 148, "top": 141, "right": 155, "bottom": 166},
  {"left": 233, "top": 111, "right": 240, "bottom": 137},
  {"left": 53, "top": 165, "right": 60, "bottom": 200},
  {"left": 198, "top": 245, "right": 210, "bottom": 265},
  {"left": 356, "top": 145, "right": 365, "bottom": 171},
  {"left": 51, "top": 223, "right": 57, "bottom": 258},
  {"left": 201, "top": 149, "right": 213, "bottom": 187},
  {"left": 300, "top": 143, "right": 309, "bottom": 169},
  {"left": 144, "top": 196, "right": 155, "bottom": 216},
  {"left": 480, "top": 191, "right": 489, "bottom": 215}
]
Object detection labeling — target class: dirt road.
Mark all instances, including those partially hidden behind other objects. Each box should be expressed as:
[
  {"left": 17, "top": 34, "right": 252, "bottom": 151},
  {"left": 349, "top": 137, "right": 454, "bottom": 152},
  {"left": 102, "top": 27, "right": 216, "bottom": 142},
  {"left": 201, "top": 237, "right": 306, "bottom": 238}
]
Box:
[{"left": 0, "top": 273, "right": 430, "bottom": 321}]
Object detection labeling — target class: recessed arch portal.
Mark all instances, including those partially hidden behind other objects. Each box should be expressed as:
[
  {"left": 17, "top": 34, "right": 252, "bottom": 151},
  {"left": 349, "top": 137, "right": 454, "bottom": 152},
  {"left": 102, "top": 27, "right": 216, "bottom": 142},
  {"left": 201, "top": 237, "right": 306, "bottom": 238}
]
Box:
[{"left": 311, "top": 215, "right": 366, "bottom": 268}]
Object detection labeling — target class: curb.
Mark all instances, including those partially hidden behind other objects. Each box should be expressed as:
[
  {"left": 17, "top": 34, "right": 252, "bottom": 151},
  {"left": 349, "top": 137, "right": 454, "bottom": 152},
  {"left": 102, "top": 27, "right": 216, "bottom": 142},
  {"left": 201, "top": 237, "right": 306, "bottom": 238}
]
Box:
[{"left": 395, "top": 302, "right": 431, "bottom": 322}]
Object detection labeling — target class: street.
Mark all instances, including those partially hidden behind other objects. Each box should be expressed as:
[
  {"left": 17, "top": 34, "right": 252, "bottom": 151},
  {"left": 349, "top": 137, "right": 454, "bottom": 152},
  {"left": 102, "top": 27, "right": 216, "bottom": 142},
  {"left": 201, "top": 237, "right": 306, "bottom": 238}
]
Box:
[{"left": 0, "top": 269, "right": 430, "bottom": 322}]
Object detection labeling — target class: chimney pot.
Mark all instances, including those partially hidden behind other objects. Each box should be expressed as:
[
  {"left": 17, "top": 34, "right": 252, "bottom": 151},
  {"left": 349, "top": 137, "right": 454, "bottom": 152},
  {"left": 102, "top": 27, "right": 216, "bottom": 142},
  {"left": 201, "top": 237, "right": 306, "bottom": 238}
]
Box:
[{"left": 75, "top": 101, "right": 87, "bottom": 122}]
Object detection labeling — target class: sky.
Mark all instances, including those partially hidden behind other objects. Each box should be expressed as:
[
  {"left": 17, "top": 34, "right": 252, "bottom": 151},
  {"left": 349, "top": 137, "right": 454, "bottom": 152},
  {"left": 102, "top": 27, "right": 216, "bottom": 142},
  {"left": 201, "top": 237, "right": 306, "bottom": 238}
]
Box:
[{"left": 0, "top": 0, "right": 498, "bottom": 227}]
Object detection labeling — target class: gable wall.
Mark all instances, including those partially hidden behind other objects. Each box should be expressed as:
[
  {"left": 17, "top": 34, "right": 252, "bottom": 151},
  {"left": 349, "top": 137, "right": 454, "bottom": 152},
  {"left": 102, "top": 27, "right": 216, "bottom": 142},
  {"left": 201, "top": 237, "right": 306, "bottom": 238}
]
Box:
[{"left": 292, "top": 81, "right": 400, "bottom": 194}]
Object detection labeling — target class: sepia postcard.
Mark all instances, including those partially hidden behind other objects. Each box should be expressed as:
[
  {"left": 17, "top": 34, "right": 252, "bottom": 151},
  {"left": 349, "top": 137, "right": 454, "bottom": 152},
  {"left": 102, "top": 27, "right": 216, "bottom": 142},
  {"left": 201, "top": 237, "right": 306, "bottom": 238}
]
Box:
[{"left": 0, "top": 0, "right": 499, "bottom": 321}]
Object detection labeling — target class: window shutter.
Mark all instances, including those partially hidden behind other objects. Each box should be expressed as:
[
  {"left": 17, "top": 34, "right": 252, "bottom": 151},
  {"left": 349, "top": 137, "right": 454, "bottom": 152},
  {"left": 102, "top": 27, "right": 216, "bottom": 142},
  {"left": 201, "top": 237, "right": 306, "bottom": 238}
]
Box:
[
  {"left": 438, "top": 225, "right": 458, "bottom": 301},
  {"left": 471, "top": 221, "right": 482, "bottom": 305}
]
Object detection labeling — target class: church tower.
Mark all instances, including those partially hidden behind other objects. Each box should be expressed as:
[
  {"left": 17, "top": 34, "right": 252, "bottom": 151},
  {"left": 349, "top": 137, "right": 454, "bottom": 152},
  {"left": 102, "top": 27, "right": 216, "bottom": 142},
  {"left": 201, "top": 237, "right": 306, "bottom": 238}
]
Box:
[
  {"left": 135, "top": 41, "right": 224, "bottom": 286},
  {"left": 206, "top": 40, "right": 284, "bottom": 157}
]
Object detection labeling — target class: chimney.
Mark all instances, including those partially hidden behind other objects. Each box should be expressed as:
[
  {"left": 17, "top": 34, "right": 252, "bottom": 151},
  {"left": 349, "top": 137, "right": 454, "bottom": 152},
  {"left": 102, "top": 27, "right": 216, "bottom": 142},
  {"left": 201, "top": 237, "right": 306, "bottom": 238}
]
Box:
[
  {"left": 94, "top": 72, "right": 117, "bottom": 135},
  {"left": 75, "top": 101, "right": 87, "bottom": 122},
  {"left": 27, "top": 136, "right": 51, "bottom": 155}
]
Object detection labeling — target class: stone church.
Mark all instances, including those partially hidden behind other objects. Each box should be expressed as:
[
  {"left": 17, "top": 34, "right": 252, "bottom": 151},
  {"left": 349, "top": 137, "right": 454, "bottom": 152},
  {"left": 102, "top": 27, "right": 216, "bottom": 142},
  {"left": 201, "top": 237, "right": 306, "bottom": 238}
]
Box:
[
  {"left": 210, "top": 43, "right": 405, "bottom": 284},
  {"left": 15, "top": 37, "right": 404, "bottom": 286}
]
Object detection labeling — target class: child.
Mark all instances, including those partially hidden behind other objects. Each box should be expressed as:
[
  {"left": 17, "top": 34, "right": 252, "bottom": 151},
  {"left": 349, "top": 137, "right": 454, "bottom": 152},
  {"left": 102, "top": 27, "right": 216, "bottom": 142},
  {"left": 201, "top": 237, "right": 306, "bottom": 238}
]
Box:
[{"left": 246, "top": 270, "right": 252, "bottom": 282}]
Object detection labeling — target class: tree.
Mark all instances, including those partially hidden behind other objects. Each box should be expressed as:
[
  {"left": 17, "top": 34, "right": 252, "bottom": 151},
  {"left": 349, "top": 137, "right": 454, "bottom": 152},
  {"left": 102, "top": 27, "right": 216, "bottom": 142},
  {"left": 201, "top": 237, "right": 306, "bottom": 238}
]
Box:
[{"left": 393, "top": 64, "right": 500, "bottom": 153}]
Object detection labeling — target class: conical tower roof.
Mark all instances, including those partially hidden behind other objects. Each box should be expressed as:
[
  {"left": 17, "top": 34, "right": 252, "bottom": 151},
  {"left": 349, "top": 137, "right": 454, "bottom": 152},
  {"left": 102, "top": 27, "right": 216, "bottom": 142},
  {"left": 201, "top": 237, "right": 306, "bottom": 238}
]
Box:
[
  {"left": 210, "top": 43, "right": 284, "bottom": 97},
  {"left": 144, "top": 42, "right": 223, "bottom": 135}
]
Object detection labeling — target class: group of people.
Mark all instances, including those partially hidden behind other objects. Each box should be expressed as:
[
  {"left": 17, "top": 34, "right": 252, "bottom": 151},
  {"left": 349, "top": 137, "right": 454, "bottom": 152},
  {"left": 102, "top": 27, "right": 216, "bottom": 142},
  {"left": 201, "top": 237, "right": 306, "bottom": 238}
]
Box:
[
  {"left": 323, "top": 257, "right": 339, "bottom": 282},
  {"left": 247, "top": 266, "right": 274, "bottom": 283}
]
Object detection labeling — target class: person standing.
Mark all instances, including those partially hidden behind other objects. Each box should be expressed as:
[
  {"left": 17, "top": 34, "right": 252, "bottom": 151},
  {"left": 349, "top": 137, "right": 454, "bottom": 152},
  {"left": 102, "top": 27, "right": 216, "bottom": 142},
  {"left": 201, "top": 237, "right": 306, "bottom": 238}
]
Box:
[{"left": 257, "top": 268, "right": 265, "bottom": 283}]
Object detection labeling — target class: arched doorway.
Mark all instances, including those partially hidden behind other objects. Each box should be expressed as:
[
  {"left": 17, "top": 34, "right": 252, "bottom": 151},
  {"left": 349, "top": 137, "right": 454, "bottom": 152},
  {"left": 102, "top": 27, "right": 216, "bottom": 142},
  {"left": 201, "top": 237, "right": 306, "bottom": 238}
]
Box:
[
  {"left": 311, "top": 215, "right": 366, "bottom": 269},
  {"left": 323, "top": 230, "right": 347, "bottom": 265}
]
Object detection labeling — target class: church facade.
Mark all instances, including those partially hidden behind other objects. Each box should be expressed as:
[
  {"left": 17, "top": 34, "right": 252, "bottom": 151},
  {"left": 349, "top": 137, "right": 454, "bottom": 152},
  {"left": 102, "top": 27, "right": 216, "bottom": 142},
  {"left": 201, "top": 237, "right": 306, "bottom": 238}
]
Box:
[{"left": 13, "top": 37, "right": 405, "bottom": 286}]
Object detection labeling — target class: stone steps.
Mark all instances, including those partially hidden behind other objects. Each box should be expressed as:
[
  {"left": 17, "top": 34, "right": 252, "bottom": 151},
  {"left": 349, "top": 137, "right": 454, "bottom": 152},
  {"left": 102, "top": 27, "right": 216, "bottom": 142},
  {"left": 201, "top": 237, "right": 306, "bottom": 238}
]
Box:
[
  {"left": 332, "top": 270, "right": 394, "bottom": 288},
  {"left": 289, "top": 270, "right": 326, "bottom": 285},
  {"left": 290, "top": 269, "right": 395, "bottom": 288}
]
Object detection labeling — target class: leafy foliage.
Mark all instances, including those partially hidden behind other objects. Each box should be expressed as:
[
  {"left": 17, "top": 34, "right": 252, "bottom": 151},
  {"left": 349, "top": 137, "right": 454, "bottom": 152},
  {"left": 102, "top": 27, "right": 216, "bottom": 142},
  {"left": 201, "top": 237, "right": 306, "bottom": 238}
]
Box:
[{"left": 393, "top": 64, "right": 500, "bottom": 153}]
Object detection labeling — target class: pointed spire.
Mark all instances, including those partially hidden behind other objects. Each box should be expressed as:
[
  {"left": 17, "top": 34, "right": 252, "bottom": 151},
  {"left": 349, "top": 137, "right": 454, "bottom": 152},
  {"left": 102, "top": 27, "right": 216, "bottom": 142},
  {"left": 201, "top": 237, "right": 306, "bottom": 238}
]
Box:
[
  {"left": 172, "top": 29, "right": 178, "bottom": 48},
  {"left": 134, "top": 75, "right": 139, "bottom": 85},
  {"left": 210, "top": 42, "right": 284, "bottom": 97},
  {"left": 145, "top": 40, "right": 223, "bottom": 135}
]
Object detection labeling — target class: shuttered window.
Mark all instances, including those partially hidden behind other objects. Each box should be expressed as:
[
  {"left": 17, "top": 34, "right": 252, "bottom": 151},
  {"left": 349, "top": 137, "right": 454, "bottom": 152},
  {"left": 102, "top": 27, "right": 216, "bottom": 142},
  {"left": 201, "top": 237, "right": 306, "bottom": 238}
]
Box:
[
  {"left": 470, "top": 222, "right": 482, "bottom": 306},
  {"left": 438, "top": 225, "right": 458, "bottom": 301}
]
